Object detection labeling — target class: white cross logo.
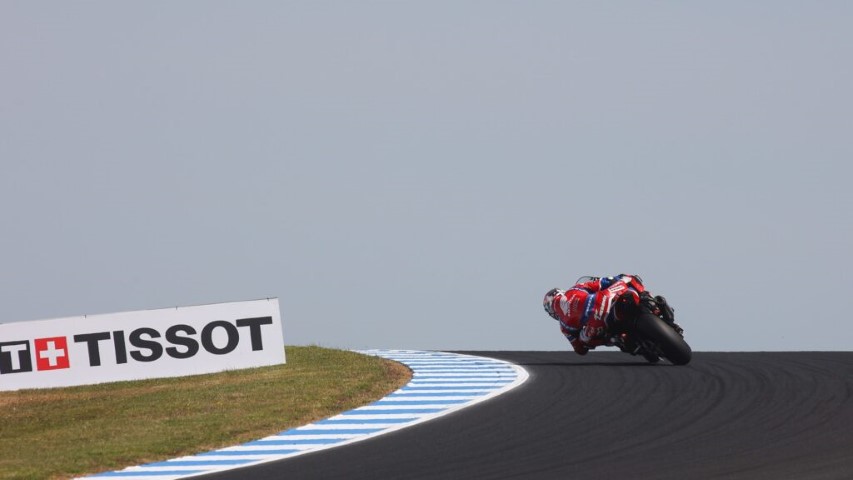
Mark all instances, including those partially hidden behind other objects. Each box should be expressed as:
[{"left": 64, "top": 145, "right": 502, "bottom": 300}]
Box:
[{"left": 39, "top": 340, "right": 66, "bottom": 367}]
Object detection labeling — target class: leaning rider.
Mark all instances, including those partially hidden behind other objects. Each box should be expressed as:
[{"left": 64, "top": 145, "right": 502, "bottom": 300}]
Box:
[{"left": 542, "top": 274, "right": 649, "bottom": 355}]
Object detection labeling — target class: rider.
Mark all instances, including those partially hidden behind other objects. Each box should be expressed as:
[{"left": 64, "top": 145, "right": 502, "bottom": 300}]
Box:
[{"left": 543, "top": 274, "right": 648, "bottom": 355}]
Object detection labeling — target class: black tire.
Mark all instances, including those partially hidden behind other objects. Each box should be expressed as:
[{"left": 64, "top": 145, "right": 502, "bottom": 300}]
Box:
[{"left": 635, "top": 312, "right": 692, "bottom": 365}]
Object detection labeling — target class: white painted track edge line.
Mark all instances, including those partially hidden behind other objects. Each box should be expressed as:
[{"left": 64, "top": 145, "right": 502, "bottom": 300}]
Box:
[
  {"left": 176, "top": 358, "right": 529, "bottom": 479},
  {"left": 77, "top": 351, "right": 529, "bottom": 480},
  {"left": 168, "top": 352, "right": 530, "bottom": 479}
]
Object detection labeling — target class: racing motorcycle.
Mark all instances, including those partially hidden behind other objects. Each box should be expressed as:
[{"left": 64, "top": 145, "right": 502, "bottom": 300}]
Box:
[{"left": 578, "top": 276, "right": 692, "bottom": 365}]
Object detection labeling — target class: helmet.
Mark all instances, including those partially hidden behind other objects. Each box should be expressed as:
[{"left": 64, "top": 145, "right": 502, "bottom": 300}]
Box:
[{"left": 543, "top": 288, "right": 563, "bottom": 320}]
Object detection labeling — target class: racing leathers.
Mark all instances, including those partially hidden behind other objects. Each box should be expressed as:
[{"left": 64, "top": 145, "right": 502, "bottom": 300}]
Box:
[{"left": 549, "top": 275, "right": 645, "bottom": 355}]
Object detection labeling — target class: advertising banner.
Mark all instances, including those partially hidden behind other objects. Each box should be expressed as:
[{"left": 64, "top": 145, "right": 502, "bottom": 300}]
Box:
[{"left": 0, "top": 298, "right": 285, "bottom": 391}]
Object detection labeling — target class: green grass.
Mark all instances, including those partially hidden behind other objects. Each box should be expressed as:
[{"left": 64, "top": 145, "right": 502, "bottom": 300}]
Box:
[{"left": 0, "top": 346, "right": 411, "bottom": 480}]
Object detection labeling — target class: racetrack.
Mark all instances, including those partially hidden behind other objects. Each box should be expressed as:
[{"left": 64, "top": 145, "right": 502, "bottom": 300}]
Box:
[{"left": 198, "top": 352, "right": 853, "bottom": 480}]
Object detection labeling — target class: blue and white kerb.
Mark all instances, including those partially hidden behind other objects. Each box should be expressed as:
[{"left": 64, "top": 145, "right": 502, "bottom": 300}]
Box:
[{"left": 77, "top": 350, "right": 529, "bottom": 479}]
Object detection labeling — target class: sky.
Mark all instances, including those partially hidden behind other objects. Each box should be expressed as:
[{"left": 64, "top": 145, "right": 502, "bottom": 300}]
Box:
[{"left": 1, "top": 2, "right": 851, "bottom": 352}]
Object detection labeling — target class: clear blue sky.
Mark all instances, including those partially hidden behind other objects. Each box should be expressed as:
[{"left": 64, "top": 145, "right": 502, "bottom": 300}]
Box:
[{"left": 2, "top": 2, "right": 851, "bottom": 351}]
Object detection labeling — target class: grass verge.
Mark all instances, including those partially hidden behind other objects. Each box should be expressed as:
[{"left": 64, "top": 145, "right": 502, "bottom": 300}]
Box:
[{"left": 0, "top": 346, "right": 411, "bottom": 480}]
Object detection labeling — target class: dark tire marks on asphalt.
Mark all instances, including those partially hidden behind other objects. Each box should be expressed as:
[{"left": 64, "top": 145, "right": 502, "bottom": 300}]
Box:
[{"left": 201, "top": 351, "right": 853, "bottom": 480}]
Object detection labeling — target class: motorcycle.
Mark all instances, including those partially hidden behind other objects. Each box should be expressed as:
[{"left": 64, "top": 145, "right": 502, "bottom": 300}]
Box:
[{"left": 577, "top": 276, "right": 692, "bottom": 365}]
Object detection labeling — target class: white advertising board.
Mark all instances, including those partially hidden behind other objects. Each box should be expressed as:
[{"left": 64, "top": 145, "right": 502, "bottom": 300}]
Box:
[{"left": 0, "top": 298, "right": 285, "bottom": 391}]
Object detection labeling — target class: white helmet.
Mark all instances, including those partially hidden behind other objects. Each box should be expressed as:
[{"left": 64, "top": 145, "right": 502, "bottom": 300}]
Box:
[{"left": 543, "top": 288, "right": 563, "bottom": 320}]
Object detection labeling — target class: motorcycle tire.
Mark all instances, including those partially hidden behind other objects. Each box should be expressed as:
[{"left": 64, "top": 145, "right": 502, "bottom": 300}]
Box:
[{"left": 635, "top": 311, "right": 692, "bottom": 365}]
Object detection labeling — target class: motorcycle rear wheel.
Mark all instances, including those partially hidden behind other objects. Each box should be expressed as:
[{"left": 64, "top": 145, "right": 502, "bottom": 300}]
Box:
[{"left": 635, "top": 312, "right": 692, "bottom": 365}]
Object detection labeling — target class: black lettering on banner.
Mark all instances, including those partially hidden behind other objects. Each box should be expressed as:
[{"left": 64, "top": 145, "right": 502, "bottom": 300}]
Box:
[
  {"left": 73, "top": 332, "right": 111, "bottom": 367},
  {"left": 113, "top": 330, "right": 128, "bottom": 364},
  {"left": 165, "top": 324, "right": 199, "bottom": 359},
  {"left": 236, "top": 316, "right": 273, "bottom": 351},
  {"left": 129, "top": 328, "right": 163, "bottom": 362},
  {"left": 201, "top": 321, "right": 239, "bottom": 355},
  {"left": 0, "top": 340, "right": 33, "bottom": 374}
]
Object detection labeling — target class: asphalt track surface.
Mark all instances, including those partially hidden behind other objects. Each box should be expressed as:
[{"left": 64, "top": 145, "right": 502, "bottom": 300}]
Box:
[{"left": 200, "top": 351, "right": 853, "bottom": 480}]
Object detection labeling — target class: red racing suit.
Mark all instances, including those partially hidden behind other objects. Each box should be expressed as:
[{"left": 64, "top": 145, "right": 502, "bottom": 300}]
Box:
[{"left": 550, "top": 275, "right": 646, "bottom": 355}]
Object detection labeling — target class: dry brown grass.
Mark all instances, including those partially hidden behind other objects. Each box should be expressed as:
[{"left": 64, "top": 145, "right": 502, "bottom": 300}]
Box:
[{"left": 0, "top": 346, "right": 411, "bottom": 480}]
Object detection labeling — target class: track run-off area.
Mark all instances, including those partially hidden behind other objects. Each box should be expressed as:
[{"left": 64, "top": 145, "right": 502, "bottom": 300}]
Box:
[
  {"left": 78, "top": 351, "right": 527, "bottom": 479},
  {"left": 196, "top": 351, "right": 853, "bottom": 480}
]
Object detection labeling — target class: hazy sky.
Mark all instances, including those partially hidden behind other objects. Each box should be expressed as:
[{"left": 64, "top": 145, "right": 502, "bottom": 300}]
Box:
[{"left": 2, "top": 2, "right": 851, "bottom": 351}]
